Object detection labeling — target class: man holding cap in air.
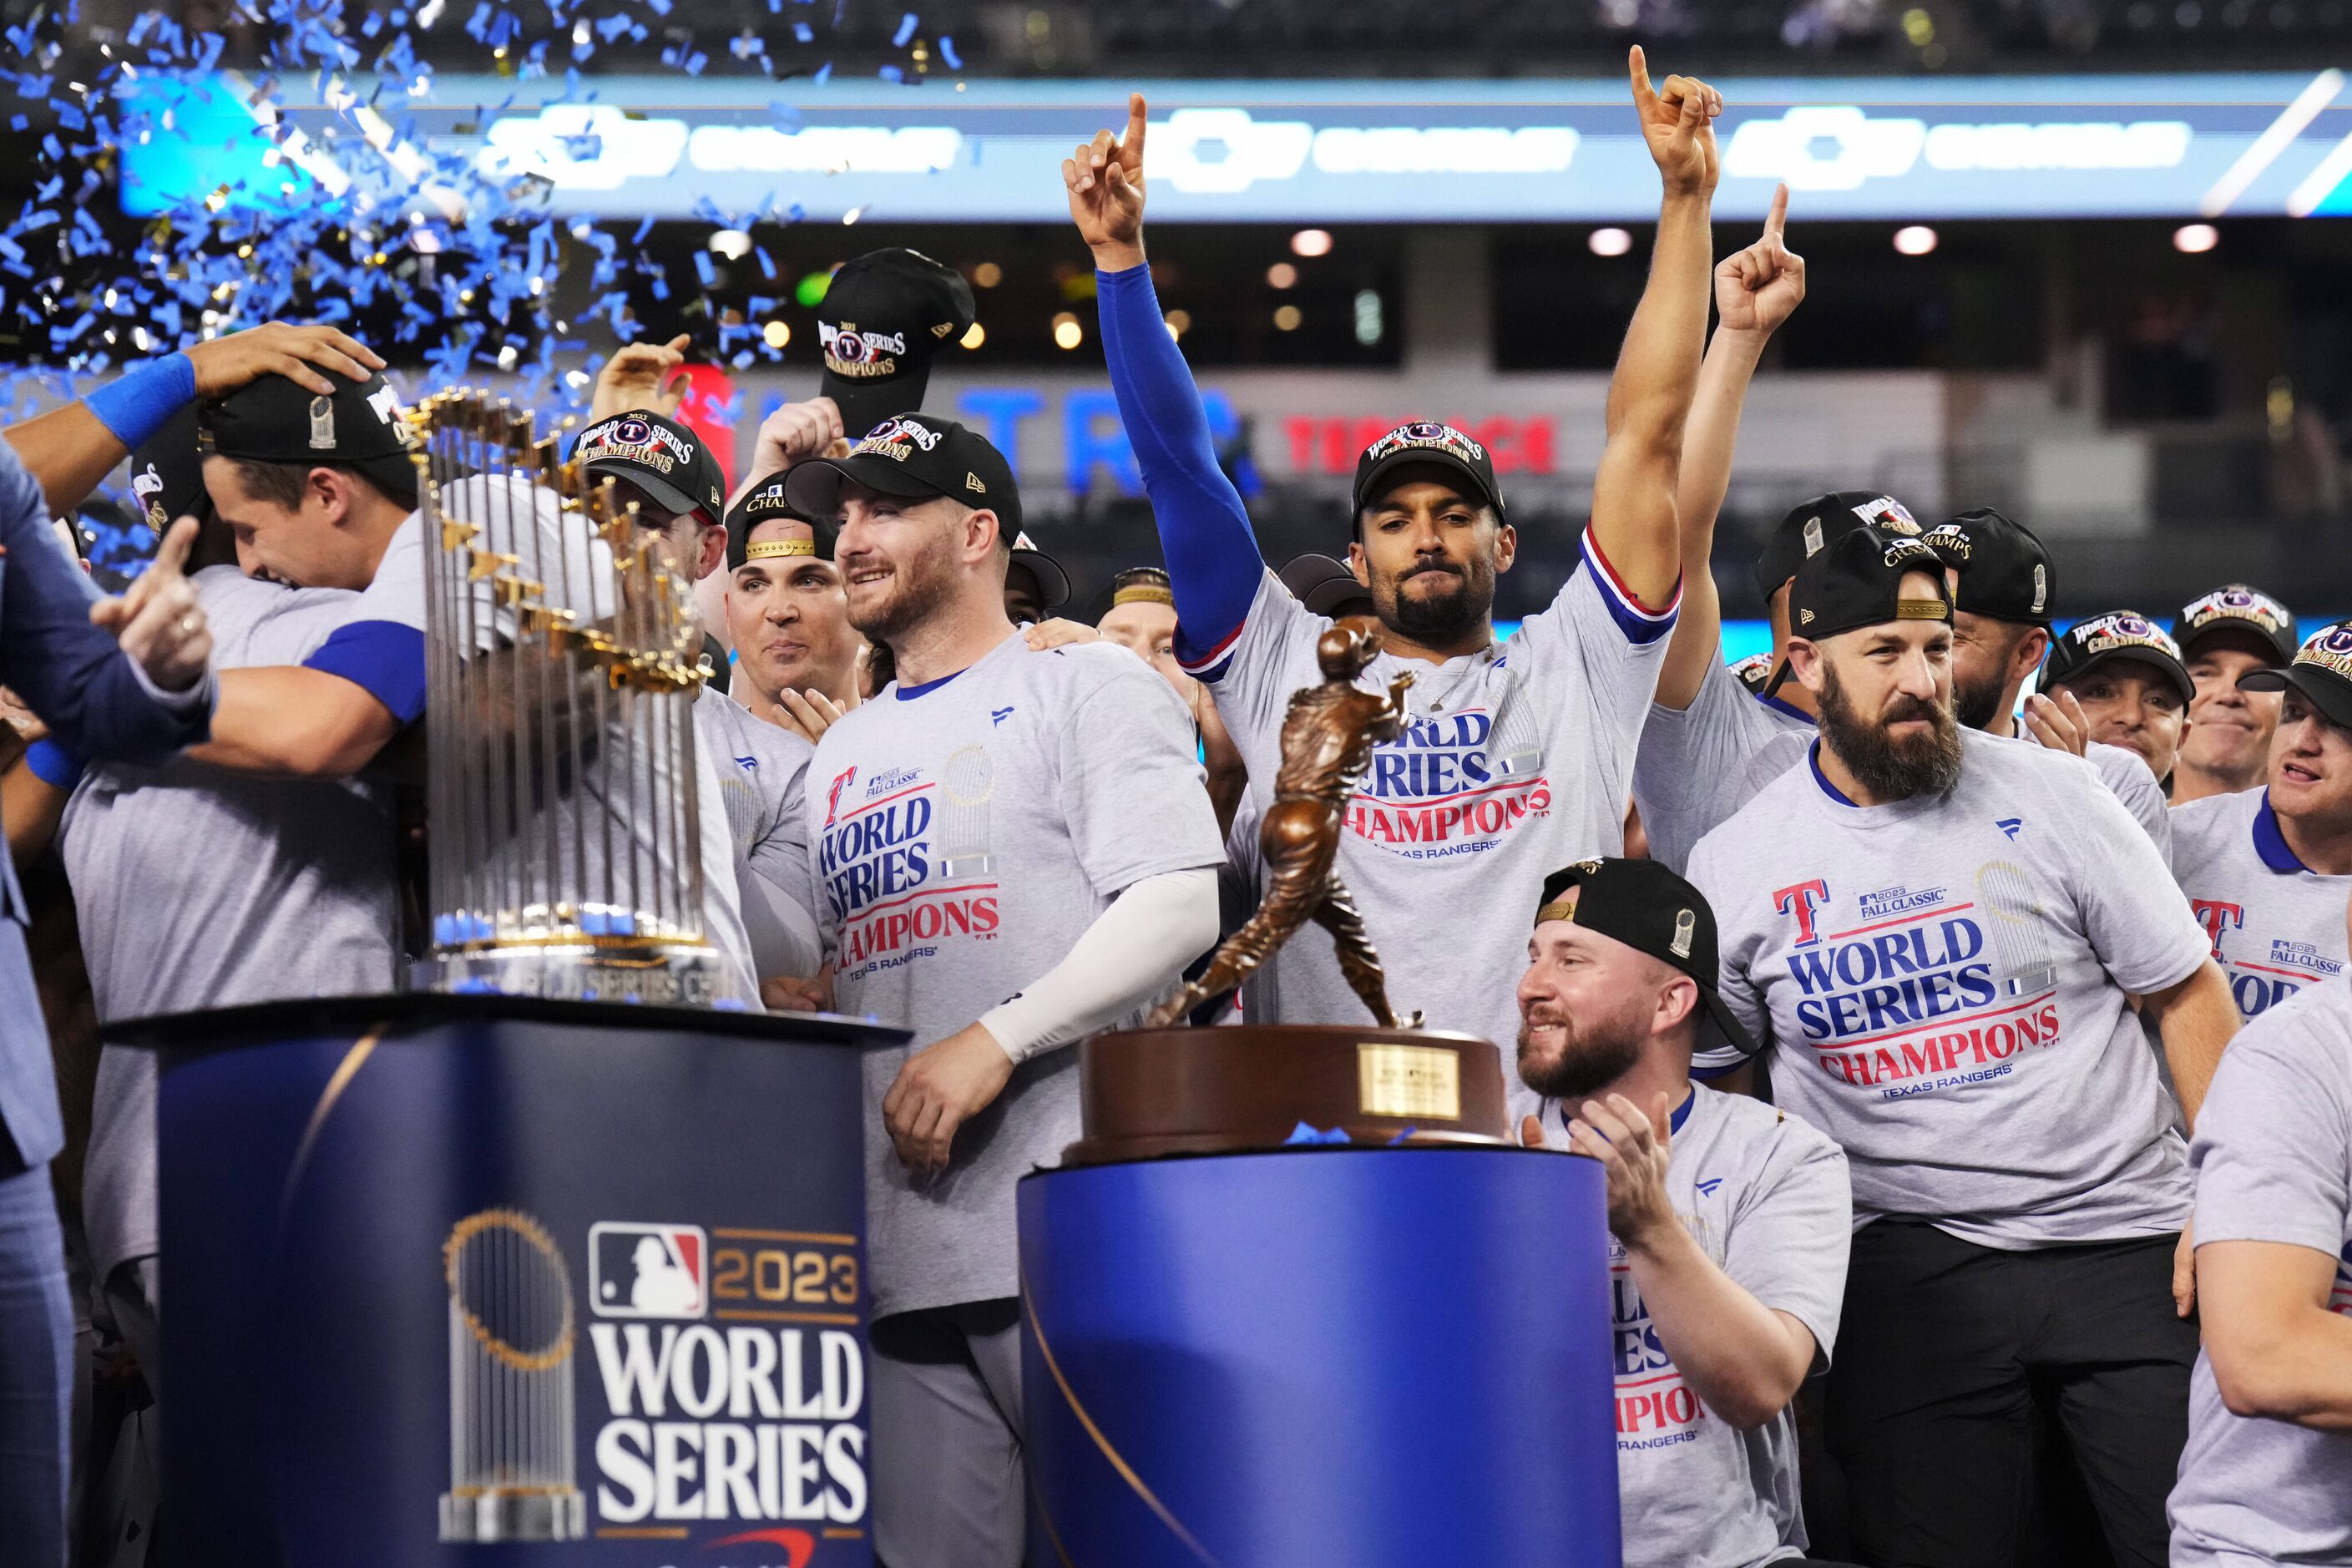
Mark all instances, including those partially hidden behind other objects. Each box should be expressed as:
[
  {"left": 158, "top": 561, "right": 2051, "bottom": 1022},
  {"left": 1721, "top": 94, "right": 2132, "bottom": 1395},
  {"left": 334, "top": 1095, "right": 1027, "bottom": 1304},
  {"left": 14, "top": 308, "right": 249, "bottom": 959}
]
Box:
[
  {"left": 2039, "top": 610, "right": 2194, "bottom": 792},
  {"left": 1073, "top": 59, "right": 1720, "bottom": 1097},
  {"left": 1517, "top": 857, "right": 1852, "bottom": 1568},
  {"left": 1687, "top": 526, "right": 2238, "bottom": 1567},
  {"left": 2170, "top": 584, "right": 2298, "bottom": 805},
  {"left": 2170, "top": 621, "right": 2352, "bottom": 1023},
  {"left": 782, "top": 412, "right": 1223, "bottom": 1565}
]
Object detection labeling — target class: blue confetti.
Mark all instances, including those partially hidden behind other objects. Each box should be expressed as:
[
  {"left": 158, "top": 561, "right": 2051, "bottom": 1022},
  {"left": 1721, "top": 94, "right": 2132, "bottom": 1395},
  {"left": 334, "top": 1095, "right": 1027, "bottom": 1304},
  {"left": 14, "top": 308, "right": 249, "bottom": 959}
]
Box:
[
  {"left": 891, "top": 11, "right": 917, "bottom": 46},
  {"left": 939, "top": 34, "right": 960, "bottom": 68}
]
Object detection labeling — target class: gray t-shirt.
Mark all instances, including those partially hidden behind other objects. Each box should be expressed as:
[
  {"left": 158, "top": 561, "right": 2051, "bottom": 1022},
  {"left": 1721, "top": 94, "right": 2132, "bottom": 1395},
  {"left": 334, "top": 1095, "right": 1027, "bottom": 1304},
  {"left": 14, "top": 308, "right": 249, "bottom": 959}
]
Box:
[
  {"left": 70, "top": 568, "right": 395, "bottom": 1279},
  {"left": 695, "top": 692, "right": 821, "bottom": 980},
  {"left": 1634, "top": 648, "right": 1813, "bottom": 874},
  {"left": 807, "top": 631, "right": 1224, "bottom": 1317},
  {"left": 342, "top": 508, "right": 759, "bottom": 1002},
  {"left": 1636, "top": 650, "right": 2171, "bottom": 873},
  {"left": 1688, "top": 731, "right": 2211, "bottom": 1248},
  {"left": 1537, "top": 1085, "right": 1850, "bottom": 1568},
  {"left": 2170, "top": 787, "right": 2349, "bottom": 1022},
  {"left": 2167, "top": 977, "right": 2352, "bottom": 1567},
  {"left": 1202, "top": 534, "right": 1672, "bottom": 1110}
]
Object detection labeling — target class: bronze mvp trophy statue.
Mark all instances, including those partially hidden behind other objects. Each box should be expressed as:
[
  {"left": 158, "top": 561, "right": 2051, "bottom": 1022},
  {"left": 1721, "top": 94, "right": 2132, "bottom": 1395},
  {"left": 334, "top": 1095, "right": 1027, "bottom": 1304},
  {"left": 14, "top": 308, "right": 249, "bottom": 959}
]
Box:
[{"left": 1065, "top": 621, "right": 1512, "bottom": 1163}]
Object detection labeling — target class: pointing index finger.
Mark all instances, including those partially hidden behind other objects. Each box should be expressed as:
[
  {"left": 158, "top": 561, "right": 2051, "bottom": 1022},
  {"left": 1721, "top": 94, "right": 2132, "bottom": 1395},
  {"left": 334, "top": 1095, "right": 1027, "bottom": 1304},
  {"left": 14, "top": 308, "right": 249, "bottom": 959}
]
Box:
[
  {"left": 152, "top": 515, "right": 198, "bottom": 579},
  {"left": 1766, "top": 182, "right": 1789, "bottom": 242},
  {"left": 1125, "top": 91, "right": 1148, "bottom": 158},
  {"left": 1627, "top": 45, "right": 1657, "bottom": 114}
]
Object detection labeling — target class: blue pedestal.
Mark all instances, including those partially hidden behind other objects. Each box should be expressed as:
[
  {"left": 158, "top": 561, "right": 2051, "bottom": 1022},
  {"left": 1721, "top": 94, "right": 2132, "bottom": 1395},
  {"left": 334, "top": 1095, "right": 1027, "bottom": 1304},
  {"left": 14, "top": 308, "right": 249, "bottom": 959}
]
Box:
[
  {"left": 117, "top": 994, "right": 903, "bottom": 1568},
  {"left": 1018, "top": 1146, "right": 1618, "bottom": 1567}
]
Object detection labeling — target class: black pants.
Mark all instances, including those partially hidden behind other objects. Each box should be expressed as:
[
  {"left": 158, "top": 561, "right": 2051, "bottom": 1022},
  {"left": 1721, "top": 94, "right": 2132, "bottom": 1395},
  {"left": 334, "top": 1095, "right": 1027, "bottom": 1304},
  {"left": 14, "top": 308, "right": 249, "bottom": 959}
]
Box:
[{"left": 1826, "top": 1221, "right": 2194, "bottom": 1568}]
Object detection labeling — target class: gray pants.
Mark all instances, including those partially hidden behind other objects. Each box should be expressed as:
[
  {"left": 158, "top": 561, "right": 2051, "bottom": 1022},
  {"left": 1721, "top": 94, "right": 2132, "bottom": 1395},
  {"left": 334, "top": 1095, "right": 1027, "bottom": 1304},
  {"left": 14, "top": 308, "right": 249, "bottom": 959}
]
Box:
[{"left": 870, "top": 1298, "right": 1024, "bottom": 1568}]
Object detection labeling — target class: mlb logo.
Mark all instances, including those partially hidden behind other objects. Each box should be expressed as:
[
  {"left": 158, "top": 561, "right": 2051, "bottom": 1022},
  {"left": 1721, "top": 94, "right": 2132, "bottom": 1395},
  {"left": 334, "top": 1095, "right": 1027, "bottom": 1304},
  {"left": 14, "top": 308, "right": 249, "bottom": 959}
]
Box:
[{"left": 589, "top": 1222, "right": 709, "bottom": 1319}]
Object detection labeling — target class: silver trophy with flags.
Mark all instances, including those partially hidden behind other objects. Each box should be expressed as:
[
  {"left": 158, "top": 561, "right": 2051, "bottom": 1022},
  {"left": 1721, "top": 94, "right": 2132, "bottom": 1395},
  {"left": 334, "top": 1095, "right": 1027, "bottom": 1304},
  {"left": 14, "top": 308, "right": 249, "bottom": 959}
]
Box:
[{"left": 408, "top": 391, "right": 723, "bottom": 1004}]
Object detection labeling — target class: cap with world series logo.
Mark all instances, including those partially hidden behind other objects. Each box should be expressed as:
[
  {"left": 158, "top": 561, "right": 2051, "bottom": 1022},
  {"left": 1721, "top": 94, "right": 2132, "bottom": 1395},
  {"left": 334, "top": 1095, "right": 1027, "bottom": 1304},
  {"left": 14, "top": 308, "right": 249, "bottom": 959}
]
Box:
[
  {"left": 817, "top": 247, "right": 978, "bottom": 441},
  {"left": 782, "top": 412, "right": 1022, "bottom": 538},
  {"left": 725, "top": 471, "right": 826, "bottom": 569},
  {"left": 573, "top": 410, "right": 727, "bottom": 528},
  {"left": 198, "top": 369, "right": 421, "bottom": 508},
  {"left": 1753, "top": 491, "right": 1921, "bottom": 604},
  {"left": 1533, "top": 857, "right": 1756, "bottom": 1057},
  {"left": 1921, "top": 506, "right": 2051, "bottom": 625},
  {"left": 2172, "top": 583, "right": 2298, "bottom": 668},
  {"left": 2238, "top": 620, "right": 2352, "bottom": 728},
  {"left": 2041, "top": 610, "right": 2193, "bottom": 706},
  {"left": 1351, "top": 422, "right": 1504, "bottom": 521}
]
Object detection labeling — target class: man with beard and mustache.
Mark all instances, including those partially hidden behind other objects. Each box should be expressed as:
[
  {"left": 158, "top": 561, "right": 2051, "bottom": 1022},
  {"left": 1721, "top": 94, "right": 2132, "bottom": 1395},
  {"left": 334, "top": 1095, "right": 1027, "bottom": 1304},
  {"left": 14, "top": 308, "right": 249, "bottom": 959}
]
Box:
[
  {"left": 1687, "top": 524, "right": 2242, "bottom": 1568},
  {"left": 1070, "top": 55, "right": 1719, "bottom": 1106},
  {"left": 2169, "top": 584, "right": 2298, "bottom": 805},
  {"left": 780, "top": 412, "right": 1223, "bottom": 1568},
  {"left": 1919, "top": 508, "right": 2172, "bottom": 861},
  {"left": 1515, "top": 857, "right": 1853, "bottom": 1568}
]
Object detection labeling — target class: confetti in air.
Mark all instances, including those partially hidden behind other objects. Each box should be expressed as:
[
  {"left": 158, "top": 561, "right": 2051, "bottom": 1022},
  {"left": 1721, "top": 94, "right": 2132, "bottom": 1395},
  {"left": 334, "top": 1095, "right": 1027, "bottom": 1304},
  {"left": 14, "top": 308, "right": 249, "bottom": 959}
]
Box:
[{"left": 0, "top": 0, "right": 931, "bottom": 579}]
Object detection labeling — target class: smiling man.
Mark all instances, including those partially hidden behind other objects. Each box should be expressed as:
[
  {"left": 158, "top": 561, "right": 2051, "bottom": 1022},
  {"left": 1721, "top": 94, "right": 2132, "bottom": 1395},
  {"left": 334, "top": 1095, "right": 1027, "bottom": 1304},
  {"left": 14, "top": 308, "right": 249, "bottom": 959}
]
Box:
[
  {"left": 2169, "top": 622, "right": 2352, "bottom": 1024},
  {"left": 1687, "top": 524, "right": 2238, "bottom": 1568},
  {"left": 724, "top": 473, "right": 867, "bottom": 740},
  {"left": 781, "top": 412, "right": 1224, "bottom": 1567},
  {"left": 2041, "top": 611, "right": 2194, "bottom": 790},
  {"left": 1516, "top": 858, "right": 1852, "bottom": 1568},
  {"left": 2170, "top": 584, "right": 2298, "bottom": 805}
]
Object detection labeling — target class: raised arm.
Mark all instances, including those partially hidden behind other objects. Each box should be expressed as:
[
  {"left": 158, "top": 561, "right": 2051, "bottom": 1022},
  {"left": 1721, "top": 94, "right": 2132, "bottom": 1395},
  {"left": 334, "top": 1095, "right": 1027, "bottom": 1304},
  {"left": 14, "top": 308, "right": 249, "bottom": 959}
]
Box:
[
  {"left": 1589, "top": 49, "right": 1721, "bottom": 615},
  {"left": 1657, "top": 185, "right": 1805, "bottom": 710},
  {"left": 1069, "top": 94, "right": 1267, "bottom": 669}
]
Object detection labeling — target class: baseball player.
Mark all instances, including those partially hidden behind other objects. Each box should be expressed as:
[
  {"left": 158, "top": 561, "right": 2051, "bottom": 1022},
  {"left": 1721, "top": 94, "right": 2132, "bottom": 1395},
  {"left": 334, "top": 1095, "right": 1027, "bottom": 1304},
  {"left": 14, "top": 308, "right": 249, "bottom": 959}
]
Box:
[{"left": 2170, "top": 584, "right": 2298, "bottom": 804}]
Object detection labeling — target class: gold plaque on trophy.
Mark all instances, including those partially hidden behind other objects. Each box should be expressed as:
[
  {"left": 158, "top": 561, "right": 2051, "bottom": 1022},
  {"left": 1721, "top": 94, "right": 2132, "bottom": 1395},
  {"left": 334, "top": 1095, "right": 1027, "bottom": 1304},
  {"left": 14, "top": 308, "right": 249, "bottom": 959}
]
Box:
[{"left": 1357, "top": 1043, "right": 1462, "bottom": 1121}]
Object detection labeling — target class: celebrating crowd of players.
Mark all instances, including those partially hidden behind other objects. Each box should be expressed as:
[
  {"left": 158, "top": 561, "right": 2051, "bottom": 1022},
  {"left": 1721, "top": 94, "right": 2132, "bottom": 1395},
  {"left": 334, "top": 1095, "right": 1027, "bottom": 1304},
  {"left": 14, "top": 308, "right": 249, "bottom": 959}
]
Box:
[{"left": 0, "top": 48, "right": 2344, "bottom": 1568}]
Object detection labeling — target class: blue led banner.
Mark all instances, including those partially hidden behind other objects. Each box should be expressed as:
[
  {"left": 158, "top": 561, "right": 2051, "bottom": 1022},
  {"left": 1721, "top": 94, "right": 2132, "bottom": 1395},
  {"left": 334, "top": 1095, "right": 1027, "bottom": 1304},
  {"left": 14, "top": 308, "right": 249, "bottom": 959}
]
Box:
[{"left": 120, "top": 69, "right": 2352, "bottom": 223}]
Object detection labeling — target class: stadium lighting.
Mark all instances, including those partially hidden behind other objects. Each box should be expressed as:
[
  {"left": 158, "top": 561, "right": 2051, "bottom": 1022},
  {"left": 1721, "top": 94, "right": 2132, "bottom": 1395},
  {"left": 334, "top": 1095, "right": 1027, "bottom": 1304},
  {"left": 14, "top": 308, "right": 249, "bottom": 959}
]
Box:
[
  {"left": 707, "top": 229, "right": 753, "bottom": 259},
  {"left": 1165, "top": 309, "right": 1191, "bottom": 340},
  {"left": 1052, "top": 311, "right": 1084, "bottom": 350},
  {"left": 2172, "top": 223, "right": 2219, "bottom": 254},
  {"left": 1588, "top": 227, "right": 1633, "bottom": 257},
  {"left": 762, "top": 320, "right": 790, "bottom": 349},
  {"left": 973, "top": 260, "right": 1003, "bottom": 287},
  {"left": 1290, "top": 229, "right": 1333, "bottom": 258},
  {"left": 1273, "top": 305, "right": 1303, "bottom": 331},
  {"left": 1893, "top": 225, "right": 1939, "bottom": 255},
  {"left": 960, "top": 321, "right": 986, "bottom": 348},
  {"left": 1267, "top": 262, "right": 1298, "bottom": 289}
]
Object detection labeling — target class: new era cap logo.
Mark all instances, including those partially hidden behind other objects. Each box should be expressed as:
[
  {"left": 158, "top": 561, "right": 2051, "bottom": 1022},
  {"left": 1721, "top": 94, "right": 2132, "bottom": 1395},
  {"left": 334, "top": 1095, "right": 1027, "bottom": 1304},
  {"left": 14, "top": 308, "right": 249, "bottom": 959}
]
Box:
[
  {"left": 964, "top": 472, "right": 985, "bottom": 493},
  {"left": 589, "top": 1222, "right": 708, "bottom": 1319}
]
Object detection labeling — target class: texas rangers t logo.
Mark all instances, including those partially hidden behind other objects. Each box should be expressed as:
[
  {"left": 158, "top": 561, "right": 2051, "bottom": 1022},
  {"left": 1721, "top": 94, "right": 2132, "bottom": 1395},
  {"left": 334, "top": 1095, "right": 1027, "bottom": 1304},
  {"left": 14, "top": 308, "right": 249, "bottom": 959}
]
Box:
[
  {"left": 2192, "top": 898, "right": 2243, "bottom": 959},
  {"left": 1774, "top": 879, "right": 1830, "bottom": 947},
  {"left": 824, "top": 766, "right": 857, "bottom": 828}
]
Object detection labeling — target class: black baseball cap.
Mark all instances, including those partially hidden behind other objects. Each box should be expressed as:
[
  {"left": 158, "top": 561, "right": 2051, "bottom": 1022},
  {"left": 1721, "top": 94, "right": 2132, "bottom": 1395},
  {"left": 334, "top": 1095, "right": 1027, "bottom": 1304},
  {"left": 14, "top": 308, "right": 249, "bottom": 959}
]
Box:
[
  {"left": 1109, "top": 565, "right": 1174, "bottom": 609},
  {"left": 1923, "top": 507, "right": 2051, "bottom": 625},
  {"left": 1352, "top": 422, "right": 1504, "bottom": 522},
  {"left": 2173, "top": 584, "right": 2298, "bottom": 668},
  {"left": 725, "top": 471, "right": 827, "bottom": 569},
  {"left": 784, "top": 412, "right": 1022, "bottom": 537},
  {"left": 2239, "top": 621, "right": 2352, "bottom": 727},
  {"left": 574, "top": 410, "right": 726, "bottom": 527},
  {"left": 1753, "top": 491, "right": 1922, "bottom": 604},
  {"left": 1533, "top": 857, "right": 1755, "bottom": 1058},
  {"left": 1279, "top": 552, "right": 1373, "bottom": 620},
  {"left": 130, "top": 402, "right": 210, "bottom": 534},
  {"left": 197, "top": 370, "right": 419, "bottom": 508},
  {"left": 2041, "top": 611, "right": 2193, "bottom": 705},
  {"left": 1768, "top": 525, "right": 1950, "bottom": 696},
  {"left": 817, "top": 247, "right": 978, "bottom": 442},
  {"left": 1008, "top": 532, "right": 1070, "bottom": 615}
]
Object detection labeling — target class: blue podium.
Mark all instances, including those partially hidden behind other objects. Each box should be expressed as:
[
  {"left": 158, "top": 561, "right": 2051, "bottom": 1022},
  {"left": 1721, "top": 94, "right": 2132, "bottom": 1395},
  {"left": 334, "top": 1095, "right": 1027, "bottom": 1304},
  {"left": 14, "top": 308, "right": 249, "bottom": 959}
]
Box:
[
  {"left": 1018, "top": 1146, "right": 1620, "bottom": 1567},
  {"left": 112, "top": 994, "right": 903, "bottom": 1568}
]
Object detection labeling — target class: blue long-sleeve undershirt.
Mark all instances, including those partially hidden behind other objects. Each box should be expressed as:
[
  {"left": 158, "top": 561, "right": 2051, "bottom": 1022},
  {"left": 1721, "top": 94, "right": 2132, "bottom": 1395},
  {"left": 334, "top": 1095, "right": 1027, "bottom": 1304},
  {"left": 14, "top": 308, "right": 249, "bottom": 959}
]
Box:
[{"left": 1096, "top": 264, "right": 1265, "bottom": 675}]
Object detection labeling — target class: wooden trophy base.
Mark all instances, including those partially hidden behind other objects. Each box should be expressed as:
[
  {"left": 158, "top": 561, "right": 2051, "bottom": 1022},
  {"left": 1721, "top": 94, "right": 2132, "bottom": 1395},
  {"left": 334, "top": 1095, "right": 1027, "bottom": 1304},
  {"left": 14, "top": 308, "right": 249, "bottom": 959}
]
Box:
[{"left": 1062, "top": 1024, "right": 1512, "bottom": 1166}]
